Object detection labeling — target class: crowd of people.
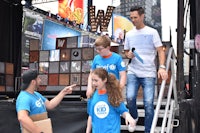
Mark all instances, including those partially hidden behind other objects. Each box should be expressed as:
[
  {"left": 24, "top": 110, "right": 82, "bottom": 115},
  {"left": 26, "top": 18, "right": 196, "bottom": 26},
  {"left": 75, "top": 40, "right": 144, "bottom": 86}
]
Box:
[{"left": 16, "top": 6, "right": 168, "bottom": 133}]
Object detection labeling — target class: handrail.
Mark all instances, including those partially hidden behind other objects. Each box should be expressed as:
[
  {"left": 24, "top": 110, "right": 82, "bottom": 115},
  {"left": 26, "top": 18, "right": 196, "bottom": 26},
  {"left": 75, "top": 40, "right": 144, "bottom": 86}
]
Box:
[
  {"left": 167, "top": 100, "right": 175, "bottom": 133},
  {"left": 161, "top": 60, "right": 176, "bottom": 132},
  {"left": 151, "top": 47, "right": 178, "bottom": 133}
]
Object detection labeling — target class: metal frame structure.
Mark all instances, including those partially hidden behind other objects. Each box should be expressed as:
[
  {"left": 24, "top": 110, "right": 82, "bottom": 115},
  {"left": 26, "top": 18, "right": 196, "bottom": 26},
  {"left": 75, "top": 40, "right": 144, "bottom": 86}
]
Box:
[{"left": 151, "top": 47, "right": 179, "bottom": 133}]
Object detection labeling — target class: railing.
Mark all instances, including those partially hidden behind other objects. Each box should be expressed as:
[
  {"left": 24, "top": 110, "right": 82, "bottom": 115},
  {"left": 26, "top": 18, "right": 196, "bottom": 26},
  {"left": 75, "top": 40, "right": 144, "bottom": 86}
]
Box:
[{"left": 151, "top": 47, "right": 179, "bottom": 133}]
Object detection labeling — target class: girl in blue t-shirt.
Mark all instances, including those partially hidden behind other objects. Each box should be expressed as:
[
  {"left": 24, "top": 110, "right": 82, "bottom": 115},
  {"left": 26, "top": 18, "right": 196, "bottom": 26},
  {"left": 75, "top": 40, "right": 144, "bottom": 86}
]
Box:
[{"left": 86, "top": 68, "right": 136, "bottom": 133}]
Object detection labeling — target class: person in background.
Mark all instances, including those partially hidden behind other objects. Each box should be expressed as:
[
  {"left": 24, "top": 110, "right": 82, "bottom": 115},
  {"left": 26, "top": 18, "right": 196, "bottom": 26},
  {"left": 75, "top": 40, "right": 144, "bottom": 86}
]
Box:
[
  {"left": 16, "top": 69, "right": 76, "bottom": 133},
  {"left": 124, "top": 6, "right": 168, "bottom": 133},
  {"left": 86, "top": 35, "right": 127, "bottom": 132},
  {"left": 86, "top": 68, "right": 136, "bottom": 133}
]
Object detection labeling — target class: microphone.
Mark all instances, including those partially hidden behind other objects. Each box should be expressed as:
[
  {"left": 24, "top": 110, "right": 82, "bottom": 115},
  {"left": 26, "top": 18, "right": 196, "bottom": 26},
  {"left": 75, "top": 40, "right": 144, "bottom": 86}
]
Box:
[{"left": 128, "top": 47, "right": 135, "bottom": 64}]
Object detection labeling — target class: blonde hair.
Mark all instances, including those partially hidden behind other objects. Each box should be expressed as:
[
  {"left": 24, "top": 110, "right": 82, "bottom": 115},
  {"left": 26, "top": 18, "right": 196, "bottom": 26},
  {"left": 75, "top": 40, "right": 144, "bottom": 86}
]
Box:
[
  {"left": 92, "top": 68, "right": 124, "bottom": 107},
  {"left": 94, "top": 35, "right": 111, "bottom": 48}
]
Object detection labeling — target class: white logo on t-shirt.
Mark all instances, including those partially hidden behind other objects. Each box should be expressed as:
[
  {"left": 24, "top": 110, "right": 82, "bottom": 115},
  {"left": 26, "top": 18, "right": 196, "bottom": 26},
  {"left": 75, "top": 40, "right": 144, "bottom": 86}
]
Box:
[
  {"left": 121, "top": 61, "right": 126, "bottom": 67},
  {"left": 35, "top": 98, "right": 42, "bottom": 107},
  {"left": 109, "top": 64, "right": 116, "bottom": 70},
  {"left": 94, "top": 101, "right": 109, "bottom": 118}
]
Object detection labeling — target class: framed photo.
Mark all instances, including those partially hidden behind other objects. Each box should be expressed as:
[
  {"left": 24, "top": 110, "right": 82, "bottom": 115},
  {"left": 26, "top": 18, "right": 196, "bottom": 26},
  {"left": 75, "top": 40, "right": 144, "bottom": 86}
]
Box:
[
  {"left": 82, "top": 48, "right": 94, "bottom": 60},
  {"left": 5, "top": 63, "right": 14, "bottom": 74},
  {"left": 81, "top": 73, "right": 89, "bottom": 85},
  {"left": 29, "top": 51, "right": 39, "bottom": 63},
  {"left": 6, "top": 74, "right": 14, "bottom": 86},
  {"left": 38, "top": 74, "right": 48, "bottom": 85},
  {"left": 71, "top": 61, "right": 81, "bottom": 73},
  {"left": 60, "top": 49, "right": 70, "bottom": 61},
  {"left": 81, "top": 35, "right": 90, "bottom": 47},
  {"left": 70, "top": 74, "right": 81, "bottom": 85},
  {"left": 60, "top": 61, "right": 70, "bottom": 73},
  {"left": 59, "top": 74, "right": 70, "bottom": 85},
  {"left": 56, "top": 37, "right": 67, "bottom": 49},
  {"left": 0, "top": 86, "right": 5, "bottom": 92},
  {"left": 0, "top": 62, "right": 5, "bottom": 74},
  {"left": 39, "top": 50, "right": 49, "bottom": 62},
  {"left": 49, "top": 50, "right": 60, "bottom": 61},
  {"left": 67, "top": 36, "right": 78, "bottom": 48},
  {"left": 29, "top": 62, "right": 38, "bottom": 70},
  {"left": 82, "top": 60, "right": 92, "bottom": 73},
  {"left": 49, "top": 62, "right": 59, "bottom": 73},
  {"left": 39, "top": 62, "right": 49, "bottom": 74},
  {"left": 71, "top": 48, "right": 81, "bottom": 60},
  {"left": 48, "top": 74, "right": 59, "bottom": 85}
]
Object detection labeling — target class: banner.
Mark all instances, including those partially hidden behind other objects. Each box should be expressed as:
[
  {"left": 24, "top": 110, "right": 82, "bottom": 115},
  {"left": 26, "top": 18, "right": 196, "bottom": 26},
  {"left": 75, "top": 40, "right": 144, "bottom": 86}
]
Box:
[
  {"left": 58, "top": 0, "right": 84, "bottom": 24},
  {"left": 113, "top": 14, "right": 134, "bottom": 43},
  {"left": 42, "top": 19, "right": 81, "bottom": 50},
  {"left": 23, "top": 10, "right": 44, "bottom": 39}
]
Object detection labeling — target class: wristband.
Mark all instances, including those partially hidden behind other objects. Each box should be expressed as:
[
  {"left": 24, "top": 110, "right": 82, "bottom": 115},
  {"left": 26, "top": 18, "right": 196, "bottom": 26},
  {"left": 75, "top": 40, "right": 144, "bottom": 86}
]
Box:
[{"left": 159, "top": 65, "right": 166, "bottom": 69}]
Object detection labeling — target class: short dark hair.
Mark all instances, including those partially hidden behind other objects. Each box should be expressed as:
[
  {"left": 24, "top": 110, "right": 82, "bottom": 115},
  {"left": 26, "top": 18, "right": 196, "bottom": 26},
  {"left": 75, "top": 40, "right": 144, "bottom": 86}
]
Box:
[{"left": 130, "top": 6, "right": 144, "bottom": 15}]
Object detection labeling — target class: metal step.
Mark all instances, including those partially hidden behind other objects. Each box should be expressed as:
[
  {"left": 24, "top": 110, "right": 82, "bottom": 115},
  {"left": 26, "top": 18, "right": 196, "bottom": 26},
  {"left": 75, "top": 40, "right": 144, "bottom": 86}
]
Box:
[
  {"left": 137, "top": 109, "right": 169, "bottom": 118},
  {"left": 121, "top": 108, "right": 169, "bottom": 132},
  {"left": 121, "top": 125, "right": 164, "bottom": 132},
  {"left": 124, "top": 98, "right": 168, "bottom": 106}
]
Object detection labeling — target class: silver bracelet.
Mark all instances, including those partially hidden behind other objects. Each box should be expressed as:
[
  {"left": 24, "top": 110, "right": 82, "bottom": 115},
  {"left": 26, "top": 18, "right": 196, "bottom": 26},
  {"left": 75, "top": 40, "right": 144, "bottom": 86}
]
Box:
[{"left": 159, "top": 65, "right": 166, "bottom": 69}]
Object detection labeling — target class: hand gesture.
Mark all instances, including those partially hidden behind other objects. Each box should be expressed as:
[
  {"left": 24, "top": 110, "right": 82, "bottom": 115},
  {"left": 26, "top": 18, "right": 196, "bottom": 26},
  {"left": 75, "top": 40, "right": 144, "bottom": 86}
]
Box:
[{"left": 62, "top": 84, "right": 76, "bottom": 94}]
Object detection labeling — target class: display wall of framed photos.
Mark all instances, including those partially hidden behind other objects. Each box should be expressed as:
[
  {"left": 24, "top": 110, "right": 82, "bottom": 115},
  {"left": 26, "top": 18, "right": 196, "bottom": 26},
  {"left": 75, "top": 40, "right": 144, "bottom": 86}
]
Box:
[
  {"left": 0, "top": 62, "right": 14, "bottom": 92},
  {"left": 28, "top": 35, "right": 126, "bottom": 97},
  {"left": 29, "top": 36, "right": 94, "bottom": 93}
]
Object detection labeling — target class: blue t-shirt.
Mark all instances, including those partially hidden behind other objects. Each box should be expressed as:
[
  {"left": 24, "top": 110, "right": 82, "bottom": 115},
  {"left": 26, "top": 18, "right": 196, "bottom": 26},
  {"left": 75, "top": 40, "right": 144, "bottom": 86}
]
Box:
[
  {"left": 91, "top": 52, "right": 126, "bottom": 79},
  {"left": 87, "top": 90, "right": 128, "bottom": 133},
  {"left": 16, "top": 91, "right": 47, "bottom": 116}
]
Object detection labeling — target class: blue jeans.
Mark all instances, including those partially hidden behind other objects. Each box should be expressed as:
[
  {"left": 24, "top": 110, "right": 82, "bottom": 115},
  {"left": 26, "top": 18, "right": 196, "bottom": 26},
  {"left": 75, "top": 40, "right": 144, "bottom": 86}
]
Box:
[{"left": 126, "top": 74, "right": 156, "bottom": 133}]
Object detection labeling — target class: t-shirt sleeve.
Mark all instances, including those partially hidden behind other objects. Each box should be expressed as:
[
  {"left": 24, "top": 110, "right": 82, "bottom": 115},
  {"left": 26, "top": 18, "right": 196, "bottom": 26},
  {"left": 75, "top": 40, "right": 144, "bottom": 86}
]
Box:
[
  {"left": 91, "top": 55, "right": 97, "bottom": 70},
  {"left": 153, "top": 30, "right": 162, "bottom": 47},
  {"left": 117, "top": 102, "right": 129, "bottom": 115},
  {"left": 87, "top": 98, "right": 92, "bottom": 116},
  {"left": 16, "top": 96, "right": 31, "bottom": 113},
  {"left": 116, "top": 54, "right": 126, "bottom": 72}
]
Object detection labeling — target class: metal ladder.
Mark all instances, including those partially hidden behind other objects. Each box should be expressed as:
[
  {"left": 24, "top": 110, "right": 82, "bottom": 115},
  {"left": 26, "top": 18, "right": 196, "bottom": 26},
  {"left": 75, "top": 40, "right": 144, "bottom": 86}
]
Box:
[{"left": 150, "top": 47, "right": 179, "bottom": 133}]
